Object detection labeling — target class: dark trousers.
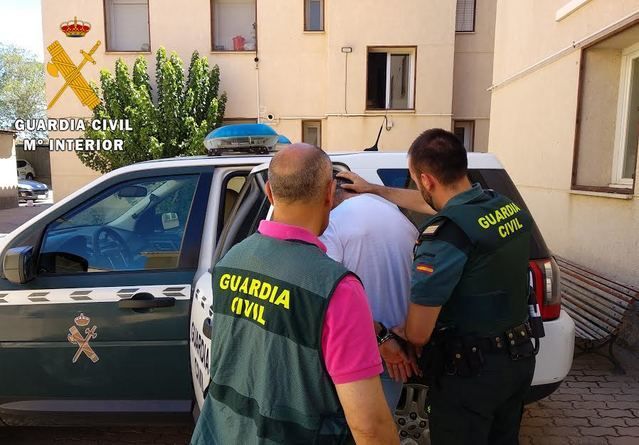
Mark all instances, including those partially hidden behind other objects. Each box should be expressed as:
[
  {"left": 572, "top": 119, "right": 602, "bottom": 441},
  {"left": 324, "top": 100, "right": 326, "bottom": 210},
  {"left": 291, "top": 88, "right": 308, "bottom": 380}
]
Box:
[{"left": 427, "top": 353, "right": 535, "bottom": 445}]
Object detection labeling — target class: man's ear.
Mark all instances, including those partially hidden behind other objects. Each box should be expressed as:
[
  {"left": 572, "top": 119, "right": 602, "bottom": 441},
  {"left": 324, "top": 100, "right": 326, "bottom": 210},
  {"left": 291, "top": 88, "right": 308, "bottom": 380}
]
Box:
[
  {"left": 326, "top": 179, "right": 336, "bottom": 208},
  {"left": 265, "top": 181, "right": 275, "bottom": 205},
  {"left": 420, "top": 172, "right": 436, "bottom": 192}
]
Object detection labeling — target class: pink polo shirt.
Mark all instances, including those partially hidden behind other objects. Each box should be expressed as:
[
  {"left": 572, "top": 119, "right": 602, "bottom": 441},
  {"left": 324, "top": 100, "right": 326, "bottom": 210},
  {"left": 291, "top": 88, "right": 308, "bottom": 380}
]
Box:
[{"left": 258, "top": 220, "right": 383, "bottom": 385}]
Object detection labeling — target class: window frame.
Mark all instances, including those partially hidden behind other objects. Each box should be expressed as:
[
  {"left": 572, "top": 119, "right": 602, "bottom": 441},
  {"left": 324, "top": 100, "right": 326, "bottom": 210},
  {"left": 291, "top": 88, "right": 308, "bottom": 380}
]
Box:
[
  {"left": 304, "top": 0, "right": 325, "bottom": 32},
  {"left": 571, "top": 22, "right": 639, "bottom": 196},
  {"left": 365, "top": 46, "right": 417, "bottom": 111},
  {"left": 103, "top": 0, "right": 152, "bottom": 53},
  {"left": 302, "top": 120, "right": 322, "bottom": 148},
  {"left": 455, "top": 0, "right": 477, "bottom": 33},
  {"left": 611, "top": 43, "right": 639, "bottom": 187},
  {"left": 210, "top": 0, "right": 258, "bottom": 52}
]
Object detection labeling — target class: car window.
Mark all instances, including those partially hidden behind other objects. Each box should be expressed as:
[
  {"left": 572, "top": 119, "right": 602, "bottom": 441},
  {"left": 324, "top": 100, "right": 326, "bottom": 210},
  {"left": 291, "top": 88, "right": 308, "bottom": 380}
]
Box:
[
  {"left": 218, "top": 174, "right": 248, "bottom": 238},
  {"left": 17, "top": 160, "right": 26, "bottom": 168},
  {"left": 214, "top": 171, "right": 269, "bottom": 262},
  {"left": 38, "top": 175, "right": 200, "bottom": 274},
  {"left": 377, "top": 168, "right": 550, "bottom": 258}
]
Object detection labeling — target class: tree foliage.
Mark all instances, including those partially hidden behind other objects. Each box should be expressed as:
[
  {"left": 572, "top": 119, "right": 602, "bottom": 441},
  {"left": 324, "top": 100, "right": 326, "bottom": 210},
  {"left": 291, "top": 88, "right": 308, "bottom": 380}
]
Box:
[
  {"left": 80, "top": 48, "right": 226, "bottom": 173},
  {"left": 0, "top": 44, "right": 46, "bottom": 138}
]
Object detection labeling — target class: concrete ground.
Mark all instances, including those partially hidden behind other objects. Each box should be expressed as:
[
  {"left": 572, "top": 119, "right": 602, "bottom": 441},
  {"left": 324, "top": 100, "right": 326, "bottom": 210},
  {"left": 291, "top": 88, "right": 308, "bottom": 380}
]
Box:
[
  {"left": 0, "top": 200, "right": 51, "bottom": 235},
  {"left": 0, "top": 350, "right": 636, "bottom": 444}
]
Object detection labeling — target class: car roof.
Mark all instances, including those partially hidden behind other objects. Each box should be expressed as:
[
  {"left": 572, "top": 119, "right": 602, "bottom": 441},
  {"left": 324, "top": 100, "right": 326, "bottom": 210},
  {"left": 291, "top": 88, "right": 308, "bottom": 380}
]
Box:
[{"left": 131, "top": 151, "right": 504, "bottom": 171}]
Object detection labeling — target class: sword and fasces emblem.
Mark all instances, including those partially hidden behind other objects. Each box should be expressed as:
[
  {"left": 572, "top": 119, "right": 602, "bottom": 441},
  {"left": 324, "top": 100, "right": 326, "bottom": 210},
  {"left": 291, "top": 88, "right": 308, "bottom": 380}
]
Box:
[
  {"left": 46, "top": 40, "right": 101, "bottom": 110},
  {"left": 67, "top": 313, "right": 99, "bottom": 363}
]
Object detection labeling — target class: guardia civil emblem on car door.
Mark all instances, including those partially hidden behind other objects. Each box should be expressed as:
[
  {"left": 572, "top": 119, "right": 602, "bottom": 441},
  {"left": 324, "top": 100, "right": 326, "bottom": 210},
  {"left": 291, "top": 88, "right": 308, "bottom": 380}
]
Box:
[{"left": 67, "top": 313, "right": 99, "bottom": 364}]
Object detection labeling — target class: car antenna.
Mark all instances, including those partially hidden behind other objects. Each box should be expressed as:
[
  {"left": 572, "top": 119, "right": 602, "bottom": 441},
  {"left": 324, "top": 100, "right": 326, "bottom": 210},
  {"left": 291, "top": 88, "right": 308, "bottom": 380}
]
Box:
[{"left": 364, "top": 114, "right": 389, "bottom": 152}]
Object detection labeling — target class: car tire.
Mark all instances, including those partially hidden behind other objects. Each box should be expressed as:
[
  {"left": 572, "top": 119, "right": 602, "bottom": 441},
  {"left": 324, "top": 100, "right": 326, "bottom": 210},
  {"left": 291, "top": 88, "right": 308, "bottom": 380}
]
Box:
[
  {"left": 395, "top": 383, "right": 430, "bottom": 445},
  {"left": 26, "top": 173, "right": 34, "bottom": 180}
]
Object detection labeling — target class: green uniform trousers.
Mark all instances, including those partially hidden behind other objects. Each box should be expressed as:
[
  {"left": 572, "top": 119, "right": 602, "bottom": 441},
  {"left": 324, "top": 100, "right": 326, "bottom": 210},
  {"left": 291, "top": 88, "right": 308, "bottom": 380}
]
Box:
[{"left": 427, "top": 352, "right": 535, "bottom": 445}]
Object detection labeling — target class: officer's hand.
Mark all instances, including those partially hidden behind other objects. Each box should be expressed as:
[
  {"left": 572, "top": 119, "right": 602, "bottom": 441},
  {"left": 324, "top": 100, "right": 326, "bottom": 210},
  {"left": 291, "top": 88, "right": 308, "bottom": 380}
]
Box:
[
  {"left": 379, "top": 338, "right": 413, "bottom": 383},
  {"left": 336, "top": 171, "right": 374, "bottom": 194}
]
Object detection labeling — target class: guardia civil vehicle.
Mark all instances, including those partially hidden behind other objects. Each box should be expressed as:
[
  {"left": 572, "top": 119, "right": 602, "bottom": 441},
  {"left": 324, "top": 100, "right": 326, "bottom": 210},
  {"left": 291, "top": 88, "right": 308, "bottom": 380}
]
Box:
[{"left": 0, "top": 125, "right": 574, "bottom": 442}]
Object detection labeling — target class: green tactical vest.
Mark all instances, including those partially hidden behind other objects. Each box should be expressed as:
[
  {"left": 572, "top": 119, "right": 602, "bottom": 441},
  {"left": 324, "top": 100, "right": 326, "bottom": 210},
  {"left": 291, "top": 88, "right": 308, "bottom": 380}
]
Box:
[
  {"left": 205, "top": 233, "right": 355, "bottom": 445},
  {"left": 418, "top": 189, "right": 533, "bottom": 337}
]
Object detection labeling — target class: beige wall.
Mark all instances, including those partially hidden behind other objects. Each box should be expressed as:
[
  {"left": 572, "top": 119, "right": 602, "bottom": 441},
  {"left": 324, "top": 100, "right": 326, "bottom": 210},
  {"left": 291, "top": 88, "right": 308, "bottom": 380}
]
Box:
[
  {"left": 43, "top": 0, "right": 496, "bottom": 198},
  {"left": 452, "top": 0, "right": 497, "bottom": 152},
  {"left": 489, "top": 0, "right": 639, "bottom": 286},
  {"left": 0, "top": 132, "right": 18, "bottom": 209}
]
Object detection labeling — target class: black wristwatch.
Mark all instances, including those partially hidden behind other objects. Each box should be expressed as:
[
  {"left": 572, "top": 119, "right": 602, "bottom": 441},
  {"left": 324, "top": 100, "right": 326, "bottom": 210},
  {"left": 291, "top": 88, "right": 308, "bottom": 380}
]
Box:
[{"left": 376, "top": 323, "right": 394, "bottom": 346}]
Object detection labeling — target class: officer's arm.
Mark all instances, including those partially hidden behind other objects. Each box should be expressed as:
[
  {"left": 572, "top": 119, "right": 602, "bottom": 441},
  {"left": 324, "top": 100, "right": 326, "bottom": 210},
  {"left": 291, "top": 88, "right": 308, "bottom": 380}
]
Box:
[
  {"left": 336, "top": 171, "right": 434, "bottom": 214},
  {"left": 335, "top": 378, "right": 400, "bottom": 445},
  {"left": 407, "top": 229, "right": 469, "bottom": 346},
  {"left": 406, "top": 304, "right": 442, "bottom": 346}
]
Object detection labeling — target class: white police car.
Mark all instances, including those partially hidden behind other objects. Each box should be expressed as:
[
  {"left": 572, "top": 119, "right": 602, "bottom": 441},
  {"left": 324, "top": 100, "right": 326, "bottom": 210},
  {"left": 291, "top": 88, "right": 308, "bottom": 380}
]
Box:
[{"left": 0, "top": 125, "right": 574, "bottom": 443}]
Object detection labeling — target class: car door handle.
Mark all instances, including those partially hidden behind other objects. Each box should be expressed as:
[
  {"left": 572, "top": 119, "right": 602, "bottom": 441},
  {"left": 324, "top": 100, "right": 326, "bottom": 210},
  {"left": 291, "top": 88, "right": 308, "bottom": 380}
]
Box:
[
  {"left": 203, "top": 318, "right": 212, "bottom": 339},
  {"left": 118, "top": 293, "right": 176, "bottom": 309}
]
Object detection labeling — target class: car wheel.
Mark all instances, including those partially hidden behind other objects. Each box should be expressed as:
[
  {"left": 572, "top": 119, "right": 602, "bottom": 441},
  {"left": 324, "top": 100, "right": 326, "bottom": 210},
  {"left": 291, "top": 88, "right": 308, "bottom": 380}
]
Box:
[
  {"left": 395, "top": 383, "right": 430, "bottom": 445},
  {"left": 26, "top": 173, "right": 34, "bottom": 180}
]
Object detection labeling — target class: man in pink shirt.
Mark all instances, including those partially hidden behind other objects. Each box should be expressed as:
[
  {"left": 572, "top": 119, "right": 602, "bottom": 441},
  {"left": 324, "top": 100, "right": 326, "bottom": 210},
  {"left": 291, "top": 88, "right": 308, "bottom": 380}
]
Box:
[{"left": 191, "top": 144, "right": 398, "bottom": 445}]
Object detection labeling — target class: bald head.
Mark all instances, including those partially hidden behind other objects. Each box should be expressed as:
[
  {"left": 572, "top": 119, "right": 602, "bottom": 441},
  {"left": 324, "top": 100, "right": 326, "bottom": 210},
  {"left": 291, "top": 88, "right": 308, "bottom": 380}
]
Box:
[{"left": 268, "top": 144, "right": 333, "bottom": 203}]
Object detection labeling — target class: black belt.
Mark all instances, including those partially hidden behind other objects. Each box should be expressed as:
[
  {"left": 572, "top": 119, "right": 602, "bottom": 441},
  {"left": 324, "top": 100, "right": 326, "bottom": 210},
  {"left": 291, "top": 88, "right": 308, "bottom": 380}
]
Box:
[{"left": 475, "top": 322, "right": 532, "bottom": 353}]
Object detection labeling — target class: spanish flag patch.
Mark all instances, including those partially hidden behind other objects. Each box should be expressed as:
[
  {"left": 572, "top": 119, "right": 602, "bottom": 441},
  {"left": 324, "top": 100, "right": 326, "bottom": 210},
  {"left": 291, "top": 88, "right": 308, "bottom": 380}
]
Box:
[{"left": 416, "top": 263, "right": 434, "bottom": 274}]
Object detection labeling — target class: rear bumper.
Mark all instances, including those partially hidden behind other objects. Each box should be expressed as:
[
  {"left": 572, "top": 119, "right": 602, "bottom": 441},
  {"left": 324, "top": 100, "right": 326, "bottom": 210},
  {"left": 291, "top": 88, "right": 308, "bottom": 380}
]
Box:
[{"left": 531, "top": 310, "right": 575, "bottom": 387}]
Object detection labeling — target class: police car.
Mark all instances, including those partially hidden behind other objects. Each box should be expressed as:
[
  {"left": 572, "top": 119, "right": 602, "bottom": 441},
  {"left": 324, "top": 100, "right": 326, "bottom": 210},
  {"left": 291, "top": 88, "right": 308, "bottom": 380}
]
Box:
[{"left": 0, "top": 126, "right": 574, "bottom": 442}]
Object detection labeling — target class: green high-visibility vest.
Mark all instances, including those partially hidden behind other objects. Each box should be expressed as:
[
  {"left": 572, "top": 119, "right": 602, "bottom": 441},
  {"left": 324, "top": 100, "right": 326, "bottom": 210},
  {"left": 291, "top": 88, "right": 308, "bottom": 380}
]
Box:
[
  {"left": 419, "top": 189, "right": 533, "bottom": 336},
  {"left": 195, "top": 233, "right": 355, "bottom": 445}
]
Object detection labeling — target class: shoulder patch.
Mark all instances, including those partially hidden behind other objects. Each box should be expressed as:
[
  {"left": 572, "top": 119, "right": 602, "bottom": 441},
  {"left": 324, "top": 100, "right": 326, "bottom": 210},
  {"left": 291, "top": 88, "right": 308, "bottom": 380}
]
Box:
[{"left": 422, "top": 220, "right": 447, "bottom": 237}]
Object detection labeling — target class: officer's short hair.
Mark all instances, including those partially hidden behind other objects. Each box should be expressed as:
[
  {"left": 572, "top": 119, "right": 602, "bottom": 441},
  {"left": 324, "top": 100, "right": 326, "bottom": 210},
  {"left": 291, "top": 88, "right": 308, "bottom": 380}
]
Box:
[
  {"left": 408, "top": 128, "right": 468, "bottom": 185},
  {"left": 268, "top": 144, "right": 332, "bottom": 203}
]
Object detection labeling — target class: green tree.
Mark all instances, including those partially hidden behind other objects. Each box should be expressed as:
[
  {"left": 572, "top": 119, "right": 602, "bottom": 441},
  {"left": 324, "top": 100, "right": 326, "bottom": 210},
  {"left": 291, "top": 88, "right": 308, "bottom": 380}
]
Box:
[
  {"left": 0, "top": 44, "right": 46, "bottom": 138},
  {"left": 80, "top": 48, "right": 227, "bottom": 173}
]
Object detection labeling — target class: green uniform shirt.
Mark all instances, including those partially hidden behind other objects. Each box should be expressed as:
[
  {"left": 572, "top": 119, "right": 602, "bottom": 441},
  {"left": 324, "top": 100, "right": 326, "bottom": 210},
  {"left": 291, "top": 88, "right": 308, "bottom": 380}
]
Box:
[
  {"left": 410, "top": 184, "right": 483, "bottom": 307},
  {"left": 411, "top": 183, "right": 533, "bottom": 336}
]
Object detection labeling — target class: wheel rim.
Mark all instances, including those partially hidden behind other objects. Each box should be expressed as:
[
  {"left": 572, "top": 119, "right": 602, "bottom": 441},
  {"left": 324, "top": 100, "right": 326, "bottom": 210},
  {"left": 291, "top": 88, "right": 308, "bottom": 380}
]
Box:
[{"left": 394, "top": 383, "right": 430, "bottom": 445}]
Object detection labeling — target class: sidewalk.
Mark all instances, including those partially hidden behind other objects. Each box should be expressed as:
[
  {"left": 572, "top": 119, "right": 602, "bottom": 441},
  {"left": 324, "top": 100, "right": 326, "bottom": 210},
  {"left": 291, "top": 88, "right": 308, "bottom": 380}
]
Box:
[{"left": 520, "top": 348, "right": 639, "bottom": 445}]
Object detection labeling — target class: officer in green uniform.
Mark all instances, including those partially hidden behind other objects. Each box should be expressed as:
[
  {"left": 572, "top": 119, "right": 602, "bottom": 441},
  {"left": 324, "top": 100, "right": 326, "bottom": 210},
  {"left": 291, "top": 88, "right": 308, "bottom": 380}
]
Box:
[
  {"left": 406, "top": 129, "right": 536, "bottom": 445},
  {"left": 338, "top": 129, "right": 537, "bottom": 445}
]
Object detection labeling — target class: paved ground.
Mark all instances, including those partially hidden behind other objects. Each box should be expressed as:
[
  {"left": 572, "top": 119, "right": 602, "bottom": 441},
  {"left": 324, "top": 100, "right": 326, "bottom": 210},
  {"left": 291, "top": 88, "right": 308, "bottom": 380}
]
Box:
[
  {"left": 520, "top": 347, "right": 639, "bottom": 445},
  {"left": 1, "top": 349, "right": 636, "bottom": 444},
  {"left": 0, "top": 201, "right": 51, "bottom": 234}
]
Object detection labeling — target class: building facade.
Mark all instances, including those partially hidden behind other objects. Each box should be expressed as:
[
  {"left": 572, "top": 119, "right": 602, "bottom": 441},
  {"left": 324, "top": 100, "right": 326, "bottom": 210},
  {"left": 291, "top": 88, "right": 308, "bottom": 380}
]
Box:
[
  {"left": 489, "top": 0, "right": 639, "bottom": 286},
  {"left": 42, "top": 0, "right": 496, "bottom": 199}
]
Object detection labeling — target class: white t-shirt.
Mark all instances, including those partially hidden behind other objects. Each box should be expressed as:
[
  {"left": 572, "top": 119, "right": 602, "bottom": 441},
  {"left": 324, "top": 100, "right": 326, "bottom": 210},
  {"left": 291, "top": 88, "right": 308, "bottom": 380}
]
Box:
[{"left": 320, "top": 194, "right": 419, "bottom": 328}]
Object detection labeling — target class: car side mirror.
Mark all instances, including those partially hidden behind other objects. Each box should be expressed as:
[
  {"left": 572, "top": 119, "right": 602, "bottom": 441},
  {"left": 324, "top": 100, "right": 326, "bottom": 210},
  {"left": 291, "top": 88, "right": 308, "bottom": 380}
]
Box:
[
  {"left": 39, "top": 252, "right": 89, "bottom": 274},
  {"left": 3, "top": 246, "right": 35, "bottom": 284}
]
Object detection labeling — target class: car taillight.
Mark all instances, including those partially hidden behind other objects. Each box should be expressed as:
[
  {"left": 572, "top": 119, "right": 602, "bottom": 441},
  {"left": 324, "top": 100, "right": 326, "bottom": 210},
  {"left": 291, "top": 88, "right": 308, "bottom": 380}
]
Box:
[{"left": 529, "top": 257, "right": 561, "bottom": 321}]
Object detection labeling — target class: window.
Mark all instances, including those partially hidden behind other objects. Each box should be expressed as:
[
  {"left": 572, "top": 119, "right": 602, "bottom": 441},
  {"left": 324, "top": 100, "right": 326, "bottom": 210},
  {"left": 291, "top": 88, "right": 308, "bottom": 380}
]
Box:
[
  {"left": 366, "top": 48, "right": 416, "bottom": 110},
  {"left": 104, "top": 0, "right": 150, "bottom": 52},
  {"left": 16, "top": 160, "right": 26, "bottom": 168},
  {"left": 454, "top": 120, "right": 474, "bottom": 152},
  {"left": 573, "top": 25, "right": 639, "bottom": 194},
  {"left": 39, "top": 175, "right": 199, "bottom": 273},
  {"left": 456, "top": 0, "right": 476, "bottom": 32},
  {"left": 211, "top": 0, "right": 257, "bottom": 51},
  {"left": 215, "top": 171, "right": 269, "bottom": 261},
  {"left": 304, "top": 0, "right": 324, "bottom": 31},
  {"left": 612, "top": 45, "right": 639, "bottom": 185},
  {"left": 302, "top": 120, "right": 322, "bottom": 148}
]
